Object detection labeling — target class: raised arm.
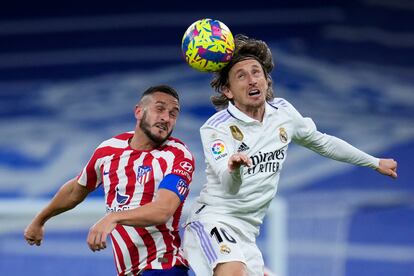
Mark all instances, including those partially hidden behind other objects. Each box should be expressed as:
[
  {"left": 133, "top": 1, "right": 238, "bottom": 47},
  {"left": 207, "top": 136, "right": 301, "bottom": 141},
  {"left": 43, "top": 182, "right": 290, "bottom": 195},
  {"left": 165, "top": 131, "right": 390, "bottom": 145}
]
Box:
[{"left": 24, "top": 178, "right": 90, "bottom": 246}]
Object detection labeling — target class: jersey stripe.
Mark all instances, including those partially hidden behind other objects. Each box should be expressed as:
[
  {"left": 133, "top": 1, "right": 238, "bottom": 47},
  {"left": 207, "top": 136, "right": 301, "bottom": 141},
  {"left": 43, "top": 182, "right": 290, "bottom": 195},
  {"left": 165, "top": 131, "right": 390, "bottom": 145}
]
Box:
[
  {"left": 211, "top": 113, "right": 231, "bottom": 127},
  {"left": 111, "top": 239, "right": 123, "bottom": 276},
  {"left": 111, "top": 228, "right": 128, "bottom": 275},
  {"left": 167, "top": 140, "right": 193, "bottom": 160},
  {"left": 116, "top": 225, "right": 140, "bottom": 275},
  {"left": 123, "top": 151, "right": 141, "bottom": 206},
  {"left": 138, "top": 153, "right": 157, "bottom": 270},
  {"left": 205, "top": 109, "right": 227, "bottom": 126},
  {"left": 106, "top": 150, "right": 123, "bottom": 207}
]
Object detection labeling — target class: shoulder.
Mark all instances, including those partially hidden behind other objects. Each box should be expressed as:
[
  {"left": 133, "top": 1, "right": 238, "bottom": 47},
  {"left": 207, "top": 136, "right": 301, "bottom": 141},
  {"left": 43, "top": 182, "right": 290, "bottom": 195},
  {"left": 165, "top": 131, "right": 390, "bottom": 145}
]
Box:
[
  {"left": 166, "top": 136, "right": 187, "bottom": 148},
  {"left": 163, "top": 137, "right": 194, "bottom": 160},
  {"left": 97, "top": 131, "right": 132, "bottom": 149},
  {"left": 267, "top": 97, "right": 292, "bottom": 109},
  {"left": 203, "top": 109, "right": 232, "bottom": 129}
]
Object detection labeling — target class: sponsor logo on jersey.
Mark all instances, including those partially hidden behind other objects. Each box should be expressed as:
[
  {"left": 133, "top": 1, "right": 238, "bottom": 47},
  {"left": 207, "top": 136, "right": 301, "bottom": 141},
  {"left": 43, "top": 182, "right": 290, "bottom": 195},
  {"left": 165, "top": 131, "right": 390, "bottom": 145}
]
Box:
[
  {"left": 106, "top": 205, "right": 130, "bottom": 213},
  {"left": 115, "top": 186, "right": 130, "bottom": 205},
  {"left": 279, "top": 127, "right": 288, "bottom": 143},
  {"left": 220, "top": 244, "right": 231, "bottom": 254},
  {"left": 173, "top": 168, "right": 191, "bottom": 179},
  {"left": 210, "top": 140, "right": 228, "bottom": 161},
  {"left": 136, "top": 165, "right": 152, "bottom": 185},
  {"left": 237, "top": 142, "right": 250, "bottom": 152},
  {"left": 179, "top": 161, "right": 193, "bottom": 172},
  {"left": 229, "top": 125, "right": 244, "bottom": 141},
  {"left": 176, "top": 179, "right": 189, "bottom": 196},
  {"left": 245, "top": 147, "right": 286, "bottom": 175}
]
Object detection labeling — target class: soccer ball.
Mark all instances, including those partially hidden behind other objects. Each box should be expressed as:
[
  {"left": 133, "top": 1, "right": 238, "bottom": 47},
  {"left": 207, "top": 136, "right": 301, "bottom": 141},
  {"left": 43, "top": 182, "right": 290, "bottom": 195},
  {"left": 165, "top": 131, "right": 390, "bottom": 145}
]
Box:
[{"left": 181, "top": 18, "right": 235, "bottom": 72}]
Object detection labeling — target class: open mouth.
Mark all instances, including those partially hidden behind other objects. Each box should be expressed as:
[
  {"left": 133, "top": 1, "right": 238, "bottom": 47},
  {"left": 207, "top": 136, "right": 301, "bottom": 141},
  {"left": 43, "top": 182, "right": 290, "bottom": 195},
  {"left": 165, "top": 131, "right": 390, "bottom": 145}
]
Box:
[
  {"left": 155, "top": 123, "right": 167, "bottom": 131},
  {"left": 248, "top": 89, "right": 260, "bottom": 96}
]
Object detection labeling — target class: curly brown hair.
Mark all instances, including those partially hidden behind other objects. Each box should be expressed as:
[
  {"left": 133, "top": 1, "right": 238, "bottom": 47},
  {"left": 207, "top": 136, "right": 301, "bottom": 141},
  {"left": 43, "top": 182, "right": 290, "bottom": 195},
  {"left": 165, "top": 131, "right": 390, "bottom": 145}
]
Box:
[{"left": 210, "top": 34, "right": 275, "bottom": 110}]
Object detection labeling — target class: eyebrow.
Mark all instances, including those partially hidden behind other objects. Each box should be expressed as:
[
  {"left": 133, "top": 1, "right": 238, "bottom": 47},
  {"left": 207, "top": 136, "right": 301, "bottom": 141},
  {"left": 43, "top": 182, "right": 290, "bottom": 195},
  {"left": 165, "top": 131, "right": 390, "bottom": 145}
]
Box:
[
  {"left": 154, "top": 101, "right": 180, "bottom": 112},
  {"left": 234, "top": 64, "right": 261, "bottom": 74}
]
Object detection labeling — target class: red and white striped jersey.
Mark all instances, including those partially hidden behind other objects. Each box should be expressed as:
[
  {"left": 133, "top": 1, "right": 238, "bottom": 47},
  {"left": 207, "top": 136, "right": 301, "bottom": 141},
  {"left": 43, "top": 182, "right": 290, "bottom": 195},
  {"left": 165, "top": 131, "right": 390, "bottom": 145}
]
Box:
[{"left": 77, "top": 131, "right": 195, "bottom": 275}]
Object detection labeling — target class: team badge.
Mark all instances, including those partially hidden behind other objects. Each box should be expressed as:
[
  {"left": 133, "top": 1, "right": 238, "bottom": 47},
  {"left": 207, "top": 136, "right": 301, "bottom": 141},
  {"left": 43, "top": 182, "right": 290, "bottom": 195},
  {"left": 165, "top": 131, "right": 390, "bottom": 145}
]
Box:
[
  {"left": 136, "top": 165, "right": 152, "bottom": 185},
  {"left": 220, "top": 244, "right": 231, "bottom": 254},
  {"left": 229, "top": 125, "right": 244, "bottom": 141},
  {"left": 176, "top": 179, "right": 189, "bottom": 196},
  {"left": 210, "top": 140, "right": 228, "bottom": 161},
  {"left": 279, "top": 127, "right": 288, "bottom": 143}
]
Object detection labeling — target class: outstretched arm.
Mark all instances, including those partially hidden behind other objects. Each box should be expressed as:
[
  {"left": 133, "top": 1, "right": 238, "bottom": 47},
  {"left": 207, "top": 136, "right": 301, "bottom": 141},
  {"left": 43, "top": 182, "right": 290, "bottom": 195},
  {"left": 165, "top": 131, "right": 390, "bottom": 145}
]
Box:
[
  {"left": 24, "top": 178, "right": 90, "bottom": 246},
  {"left": 296, "top": 131, "right": 398, "bottom": 179}
]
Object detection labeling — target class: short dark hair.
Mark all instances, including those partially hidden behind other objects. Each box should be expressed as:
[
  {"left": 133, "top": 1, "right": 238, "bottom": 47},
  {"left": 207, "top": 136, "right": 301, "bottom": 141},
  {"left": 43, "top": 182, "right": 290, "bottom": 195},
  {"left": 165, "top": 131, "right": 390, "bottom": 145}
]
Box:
[
  {"left": 210, "top": 34, "right": 275, "bottom": 110},
  {"left": 141, "top": 84, "right": 180, "bottom": 102}
]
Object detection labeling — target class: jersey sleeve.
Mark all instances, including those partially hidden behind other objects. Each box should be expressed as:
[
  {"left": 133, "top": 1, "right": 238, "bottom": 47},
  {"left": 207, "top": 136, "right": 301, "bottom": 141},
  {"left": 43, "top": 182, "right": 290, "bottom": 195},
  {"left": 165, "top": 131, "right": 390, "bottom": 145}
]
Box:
[
  {"left": 159, "top": 140, "right": 195, "bottom": 201},
  {"left": 158, "top": 174, "right": 189, "bottom": 202},
  {"left": 77, "top": 144, "right": 105, "bottom": 191},
  {"left": 284, "top": 99, "right": 379, "bottom": 169},
  {"left": 169, "top": 141, "right": 195, "bottom": 184}
]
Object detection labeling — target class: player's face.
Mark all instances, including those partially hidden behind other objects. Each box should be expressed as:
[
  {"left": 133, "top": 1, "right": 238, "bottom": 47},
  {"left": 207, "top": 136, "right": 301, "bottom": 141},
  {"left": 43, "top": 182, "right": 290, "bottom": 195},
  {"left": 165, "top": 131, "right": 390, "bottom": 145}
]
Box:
[
  {"left": 137, "top": 92, "right": 180, "bottom": 145},
  {"left": 224, "top": 59, "right": 268, "bottom": 113}
]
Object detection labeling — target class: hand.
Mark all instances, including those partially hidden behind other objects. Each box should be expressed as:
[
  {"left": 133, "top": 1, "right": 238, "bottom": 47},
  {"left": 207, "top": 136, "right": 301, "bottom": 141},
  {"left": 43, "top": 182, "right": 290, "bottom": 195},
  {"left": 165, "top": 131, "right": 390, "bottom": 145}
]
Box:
[
  {"left": 87, "top": 213, "right": 117, "bottom": 252},
  {"left": 228, "top": 152, "right": 252, "bottom": 173},
  {"left": 376, "top": 158, "right": 398, "bottom": 179},
  {"left": 24, "top": 221, "right": 44, "bottom": 246}
]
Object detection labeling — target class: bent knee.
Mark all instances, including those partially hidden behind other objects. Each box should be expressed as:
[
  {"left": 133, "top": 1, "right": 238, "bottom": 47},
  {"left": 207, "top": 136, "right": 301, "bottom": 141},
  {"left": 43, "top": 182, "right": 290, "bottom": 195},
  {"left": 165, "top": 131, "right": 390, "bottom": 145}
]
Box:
[{"left": 214, "top": 261, "right": 248, "bottom": 276}]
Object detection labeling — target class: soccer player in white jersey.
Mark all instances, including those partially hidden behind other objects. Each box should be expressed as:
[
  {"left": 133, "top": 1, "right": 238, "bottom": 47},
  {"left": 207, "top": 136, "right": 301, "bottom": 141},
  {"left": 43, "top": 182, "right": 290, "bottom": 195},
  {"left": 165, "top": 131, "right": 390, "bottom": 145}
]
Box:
[
  {"left": 182, "top": 34, "right": 398, "bottom": 276},
  {"left": 24, "top": 85, "right": 195, "bottom": 276}
]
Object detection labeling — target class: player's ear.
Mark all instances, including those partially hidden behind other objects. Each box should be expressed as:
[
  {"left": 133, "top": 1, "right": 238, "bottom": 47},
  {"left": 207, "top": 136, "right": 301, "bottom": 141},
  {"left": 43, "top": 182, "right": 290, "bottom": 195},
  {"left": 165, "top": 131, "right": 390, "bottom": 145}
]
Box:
[
  {"left": 222, "top": 87, "right": 233, "bottom": 100},
  {"left": 135, "top": 104, "right": 143, "bottom": 120}
]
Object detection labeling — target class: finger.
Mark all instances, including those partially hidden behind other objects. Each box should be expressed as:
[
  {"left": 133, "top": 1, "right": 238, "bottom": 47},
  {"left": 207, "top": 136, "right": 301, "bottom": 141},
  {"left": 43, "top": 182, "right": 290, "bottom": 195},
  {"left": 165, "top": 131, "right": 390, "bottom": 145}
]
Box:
[
  {"left": 94, "top": 231, "right": 103, "bottom": 251},
  {"left": 87, "top": 230, "right": 96, "bottom": 252},
  {"left": 27, "top": 239, "right": 36, "bottom": 245},
  {"left": 242, "top": 156, "right": 252, "bottom": 167},
  {"left": 100, "top": 233, "right": 107, "bottom": 250}
]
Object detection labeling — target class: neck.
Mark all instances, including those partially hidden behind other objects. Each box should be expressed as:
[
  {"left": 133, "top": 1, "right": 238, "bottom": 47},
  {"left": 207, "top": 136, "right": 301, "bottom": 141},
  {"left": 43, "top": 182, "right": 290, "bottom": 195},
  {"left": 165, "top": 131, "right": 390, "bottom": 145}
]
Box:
[
  {"left": 129, "top": 130, "right": 156, "bottom": 151},
  {"left": 242, "top": 105, "right": 265, "bottom": 122}
]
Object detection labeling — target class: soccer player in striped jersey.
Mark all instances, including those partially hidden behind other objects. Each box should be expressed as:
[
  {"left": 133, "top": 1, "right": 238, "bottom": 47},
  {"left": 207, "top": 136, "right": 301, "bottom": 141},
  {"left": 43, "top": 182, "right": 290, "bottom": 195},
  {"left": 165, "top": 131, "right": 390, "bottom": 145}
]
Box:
[
  {"left": 24, "top": 85, "right": 195, "bottom": 276},
  {"left": 182, "top": 35, "right": 398, "bottom": 276}
]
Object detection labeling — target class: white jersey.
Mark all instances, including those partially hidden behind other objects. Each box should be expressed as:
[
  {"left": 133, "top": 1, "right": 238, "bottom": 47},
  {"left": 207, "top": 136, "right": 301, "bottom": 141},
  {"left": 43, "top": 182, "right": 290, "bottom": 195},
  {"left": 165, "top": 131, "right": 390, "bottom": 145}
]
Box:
[{"left": 188, "top": 98, "right": 379, "bottom": 237}]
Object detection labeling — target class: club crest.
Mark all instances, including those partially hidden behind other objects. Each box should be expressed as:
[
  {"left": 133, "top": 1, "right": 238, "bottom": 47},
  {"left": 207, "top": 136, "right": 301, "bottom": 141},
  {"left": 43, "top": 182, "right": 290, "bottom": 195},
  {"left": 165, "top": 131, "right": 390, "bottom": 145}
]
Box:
[
  {"left": 229, "top": 125, "right": 244, "bottom": 141},
  {"left": 279, "top": 127, "right": 288, "bottom": 143}
]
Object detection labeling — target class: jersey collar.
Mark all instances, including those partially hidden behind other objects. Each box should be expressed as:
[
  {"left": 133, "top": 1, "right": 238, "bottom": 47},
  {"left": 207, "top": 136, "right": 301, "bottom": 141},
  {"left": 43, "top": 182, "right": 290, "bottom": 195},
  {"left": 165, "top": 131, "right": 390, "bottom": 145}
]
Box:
[{"left": 227, "top": 101, "right": 277, "bottom": 124}]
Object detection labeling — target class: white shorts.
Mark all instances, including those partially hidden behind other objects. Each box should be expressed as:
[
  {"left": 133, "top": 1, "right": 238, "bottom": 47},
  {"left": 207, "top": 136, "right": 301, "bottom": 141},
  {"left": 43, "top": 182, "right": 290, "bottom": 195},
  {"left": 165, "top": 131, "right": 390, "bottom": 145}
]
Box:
[{"left": 183, "top": 219, "right": 264, "bottom": 276}]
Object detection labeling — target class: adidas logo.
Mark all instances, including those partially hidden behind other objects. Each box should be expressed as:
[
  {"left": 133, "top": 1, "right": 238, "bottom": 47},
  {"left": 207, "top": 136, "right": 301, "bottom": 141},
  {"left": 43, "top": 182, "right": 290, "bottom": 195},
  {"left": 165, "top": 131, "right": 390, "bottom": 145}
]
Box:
[{"left": 237, "top": 142, "right": 250, "bottom": 152}]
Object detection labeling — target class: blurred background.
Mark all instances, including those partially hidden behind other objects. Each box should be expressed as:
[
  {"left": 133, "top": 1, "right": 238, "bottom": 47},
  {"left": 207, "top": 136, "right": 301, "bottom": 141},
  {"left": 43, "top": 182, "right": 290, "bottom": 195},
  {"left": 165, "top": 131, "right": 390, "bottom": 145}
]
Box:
[{"left": 0, "top": 1, "right": 413, "bottom": 275}]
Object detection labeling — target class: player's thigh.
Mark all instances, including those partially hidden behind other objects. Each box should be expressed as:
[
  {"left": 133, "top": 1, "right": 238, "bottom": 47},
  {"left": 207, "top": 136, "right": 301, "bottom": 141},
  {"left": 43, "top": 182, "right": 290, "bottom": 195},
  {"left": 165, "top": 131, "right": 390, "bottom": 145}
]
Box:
[
  {"left": 183, "top": 220, "right": 246, "bottom": 274},
  {"left": 183, "top": 225, "right": 212, "bottom": 276},
  {"left": 214, "top": 261, "right": 248, "bottom": 276}
]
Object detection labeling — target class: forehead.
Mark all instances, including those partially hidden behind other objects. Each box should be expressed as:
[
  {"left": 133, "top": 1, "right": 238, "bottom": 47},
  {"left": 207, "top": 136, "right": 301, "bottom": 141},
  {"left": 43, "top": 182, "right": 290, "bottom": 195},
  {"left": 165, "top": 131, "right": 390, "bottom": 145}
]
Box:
[
  {"left": 230, "top": 59, "right": 263, "bottom": 74},
  {"left": 149, "top": 92, "right": 179, "bottom": 106}
]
